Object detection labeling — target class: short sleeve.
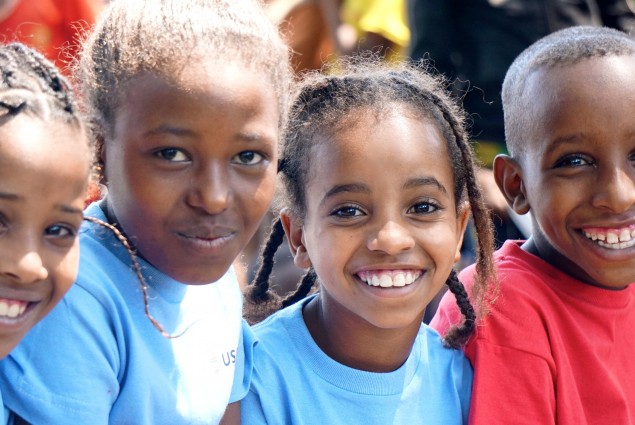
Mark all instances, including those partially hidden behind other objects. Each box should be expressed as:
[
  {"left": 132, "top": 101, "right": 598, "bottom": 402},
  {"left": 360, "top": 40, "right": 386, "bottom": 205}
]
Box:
[
  {"left": 0, "top": 283, "right": 119, "bottom": 424},
  {"left": 467, "top": 340, "right": 555, "bottom": 424}
]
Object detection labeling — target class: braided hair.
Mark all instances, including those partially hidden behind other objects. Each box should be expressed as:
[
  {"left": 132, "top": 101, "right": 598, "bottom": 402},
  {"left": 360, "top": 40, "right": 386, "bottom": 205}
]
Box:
[
  {"left": 0, "top": 42, "right": 80, "bottom": 125},
  {"left": 245, "top": 57, "right": 496, "bottom": 348}
]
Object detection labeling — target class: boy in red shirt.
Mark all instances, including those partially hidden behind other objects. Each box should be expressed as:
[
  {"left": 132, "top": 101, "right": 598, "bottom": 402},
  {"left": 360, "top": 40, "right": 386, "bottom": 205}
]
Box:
[{"left": 432, "top": 26, "right": 635, "bottom": 424}]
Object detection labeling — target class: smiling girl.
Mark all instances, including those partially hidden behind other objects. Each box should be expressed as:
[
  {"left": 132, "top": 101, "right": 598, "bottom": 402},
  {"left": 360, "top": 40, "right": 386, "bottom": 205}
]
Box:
[
  {"left": 242, "top": 58, "right": 495, "bottom": 424},
  {"left": 0, "top": 0, "right": 291, "bottom": 424},
  {"left": 0, "top": 42, "right": 89, "bottom": 423}
]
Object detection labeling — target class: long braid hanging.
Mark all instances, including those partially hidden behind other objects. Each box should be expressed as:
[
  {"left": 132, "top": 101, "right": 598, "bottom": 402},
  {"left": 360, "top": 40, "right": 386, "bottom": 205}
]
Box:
[
  {"left": 281, "top": 268, "right": 317, "bottom": 308},
  {"left": 386, "top": 72, "right": 494, "bottom": 345},
  {"left": 248, "top": 218, "right": 285, "bottom": 302},
  {"left": 84, "top": 217, "right": 186, "bottom": 338},
  {"left": 444, "top": 270, "right": 476, "bottom": 348},
  {"left": 423, "top": 88, "right": 495, "bottom": 309}
]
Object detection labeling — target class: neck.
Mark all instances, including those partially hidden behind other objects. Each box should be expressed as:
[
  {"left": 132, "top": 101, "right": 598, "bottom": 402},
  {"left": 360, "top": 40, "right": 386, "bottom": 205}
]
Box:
[{"left": 302, "top": 295, "right": 422, "bottom": 373}]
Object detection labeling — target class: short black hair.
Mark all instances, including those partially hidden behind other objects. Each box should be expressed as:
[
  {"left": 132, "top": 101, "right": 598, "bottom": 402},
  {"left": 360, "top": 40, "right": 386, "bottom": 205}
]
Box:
[{"left": 503, "top": 26, "right": 635, "bottom": 156}]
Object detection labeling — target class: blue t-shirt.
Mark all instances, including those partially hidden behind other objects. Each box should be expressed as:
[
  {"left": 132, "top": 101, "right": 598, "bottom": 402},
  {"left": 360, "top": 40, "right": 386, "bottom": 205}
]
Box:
[
  {"left": 0, "top": 203, "right": 255, "bottom": 424},
  {"left": 241, "top": 295, "right": 472, "bottom": 424}
]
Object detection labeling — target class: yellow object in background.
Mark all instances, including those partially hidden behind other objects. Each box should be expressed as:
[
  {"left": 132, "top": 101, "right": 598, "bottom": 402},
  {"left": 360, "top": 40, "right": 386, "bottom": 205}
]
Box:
[{"left": 341, "top": 0, "right": 410, "bottom": 57}]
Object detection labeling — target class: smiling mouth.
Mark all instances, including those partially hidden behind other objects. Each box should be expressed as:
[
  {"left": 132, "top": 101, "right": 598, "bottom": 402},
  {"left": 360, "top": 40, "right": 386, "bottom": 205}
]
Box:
[
  {"left": 356, "top": 270, "right": 423, "bottom": 288},
  {"left": 583, "top": 226, "right": 635, "bottom": 250},
  {"left": 0, "top": 299, "right": 29, "bottom": 319}
]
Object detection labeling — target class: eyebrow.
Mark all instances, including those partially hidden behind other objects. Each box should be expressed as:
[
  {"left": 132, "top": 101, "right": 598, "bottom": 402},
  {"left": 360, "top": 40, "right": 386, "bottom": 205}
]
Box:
[
  {"left": 0, "top": 192, "right": 82, "bottom": 215},
  {"left": 403, "top": 177, "right": 448, "bottom": 194},
  {"left": 59, "top": 204, "right": 83, "bottom": 215},
  {"left": 320, "top": 177, "right": 448, "bottom": 206},
  {"left": 321, "top": 183, "right": 370, "bottom": 206},
  {"left": 0, "top": 192, "right": 19, "bottom": 201},
  {"left": 145, "top": 125, "right": 274, "bottom": 144},
  {"left": 544, "top": 134, "right": 583, "bottom": 155}
]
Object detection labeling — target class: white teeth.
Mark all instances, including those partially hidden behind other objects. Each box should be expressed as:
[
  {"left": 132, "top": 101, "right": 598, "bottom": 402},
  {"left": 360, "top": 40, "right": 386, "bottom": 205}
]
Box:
[
  {"left": 620, "top": 229, "right": 631, "bottom": 242},
  {"left": 379, "top": 275, "right": 392, "bottom": 287},
  {"left": 598, "top": 238, "right": 635, "bottom": 250},
  {"left": 7, "top": 304, "right": 19, "bottom": 318},
  {"left": 584, "top": 227, "right": 635, "bottom": 249},
  {"left": 0, "top": 301, "right": 28, "bottom": 319},
  {"left": 358, "top": 271, "right": 420, "bottom": 288}
]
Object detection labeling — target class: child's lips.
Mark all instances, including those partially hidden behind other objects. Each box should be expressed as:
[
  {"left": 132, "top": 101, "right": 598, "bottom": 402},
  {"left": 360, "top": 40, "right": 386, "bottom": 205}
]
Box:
[{"left": 175, "top": 225, "right": 237, "bottom": 253}]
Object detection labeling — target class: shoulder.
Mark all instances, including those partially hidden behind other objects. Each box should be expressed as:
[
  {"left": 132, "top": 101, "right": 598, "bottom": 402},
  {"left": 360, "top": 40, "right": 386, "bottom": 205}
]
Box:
[
  {"left": 418, "top": 325, "right": 472, "bottom": 371},
  {"left": 433, "top": 241, "right": 560, "bottom": 352},
  {"left": 252, "top": 298, "right": 305, "bottom": 349}
]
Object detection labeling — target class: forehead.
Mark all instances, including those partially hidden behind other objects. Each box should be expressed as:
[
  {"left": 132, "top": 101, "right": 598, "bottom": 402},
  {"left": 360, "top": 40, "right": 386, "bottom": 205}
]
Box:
[
  {"left": 0, "top": 116, "right": 89, "bottom": 194},
  {"left": 0, "top": 116, "right": 87, "bottom": 165},
  {"left": 520, "top": 55, "right": 635, "bottom": 154},
  {"left": 113, "top": 62, "right": 280, "bottom": 141},
  {"left": 306, "top": 109, "right": 454, "bottom": 193}
]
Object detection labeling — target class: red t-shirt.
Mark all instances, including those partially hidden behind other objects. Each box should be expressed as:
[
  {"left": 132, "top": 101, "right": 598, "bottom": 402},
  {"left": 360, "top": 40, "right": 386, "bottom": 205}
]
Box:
[
  {"left": 432, "top": 240, "right": 635, "bottom": 424},
  {"left": 0, "top": 0, "right": 102, "bottom": 72}
]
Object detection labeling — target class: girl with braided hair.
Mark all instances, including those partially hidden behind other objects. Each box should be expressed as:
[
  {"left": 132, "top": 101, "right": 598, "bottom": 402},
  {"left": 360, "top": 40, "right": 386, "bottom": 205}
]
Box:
[
  {"left": 0, "top": 42, "right": 90, "bottom": 423},
  {"left": 0, "top": 0, "right": 291, "bottom": 423},
  {"left": 242, "top": 57, "right": 496, "bottom": 424}
]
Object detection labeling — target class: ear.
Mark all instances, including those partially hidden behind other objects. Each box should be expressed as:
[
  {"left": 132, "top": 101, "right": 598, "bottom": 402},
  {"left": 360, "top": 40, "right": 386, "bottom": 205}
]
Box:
[
  {"left": 453, "top": 202, "right": 471, "bottom": 263},
  {"left": 280, "top": 208, "right": 312, "bottom": 269},
  {"left": 493, "top": 154, "right": 530, "bottom": 215}
]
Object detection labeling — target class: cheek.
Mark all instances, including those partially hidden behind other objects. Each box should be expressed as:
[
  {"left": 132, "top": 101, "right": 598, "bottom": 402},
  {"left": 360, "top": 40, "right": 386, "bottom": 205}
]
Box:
[
  {"left": 49, "top": 246, "right": 81, "bottom": 301},
  {"left": 424, "top": 226, "right": 463, "bottom": 265},
  {"left": 240, "top": 171, "right": 277, "bottom": 224}
]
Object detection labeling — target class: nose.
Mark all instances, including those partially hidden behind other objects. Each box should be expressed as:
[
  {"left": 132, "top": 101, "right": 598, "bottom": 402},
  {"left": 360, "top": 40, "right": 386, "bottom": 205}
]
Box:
[
  {"left": 186, "top": 163, "right": 232, "bottom": 214},
  {"left": 366, "top": 220, "right": 415, "bottom": 255},
  {"left": 1, "top": 244, "right": 48, "bottom": 285},
  {"left": 591, "top": 165, "right": 635, "bottom": 213}
]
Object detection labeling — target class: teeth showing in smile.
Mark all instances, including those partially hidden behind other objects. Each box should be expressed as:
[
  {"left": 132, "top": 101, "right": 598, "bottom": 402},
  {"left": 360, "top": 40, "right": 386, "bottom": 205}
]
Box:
[
  {"left": 357, "top": 270, "right": 421, "bottom": 288},
  {"left": 0, "top": 299, "right": 27, "bottom": 319},
  {"left": 584, "top": 227, "right": 635, "bottom": 250}
]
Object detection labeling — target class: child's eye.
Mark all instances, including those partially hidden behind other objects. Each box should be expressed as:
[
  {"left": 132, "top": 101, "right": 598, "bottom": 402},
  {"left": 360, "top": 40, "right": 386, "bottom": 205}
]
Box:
[
  {"left": 408, "top": 201, "right": 439, "bottom": 215},
  {"left": 155, "top": 148, "right": 189, "bottom": 162},
  {"left": 44, "top": 224, "right": 77, "bottom": 240},
  {"left": 233, "top": 151, "right": 264, "bottom": 166},
  {"left": 330, "top": 206, "right": 364, "bottom": 218},
  {"left": 0, "top": 215, "right": 7, "bottom": 236},
  {"left": 554, "top": 154, "right": 593, "bottom": 168}
]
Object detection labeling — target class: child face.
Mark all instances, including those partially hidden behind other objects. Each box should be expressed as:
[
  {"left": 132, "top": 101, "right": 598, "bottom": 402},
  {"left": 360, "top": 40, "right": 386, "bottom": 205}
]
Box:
[
  {"left": 498, "top": 55, "right": 635, "bottom": 289},
  {"left": 0, "top": 117, "right": 88, "bottom": 357},
  {"left": 284, "top": 108, "right": 468, "bottom": 330},
  {"left": 103, "top": 61, "right": 279, "bottom": 284}
]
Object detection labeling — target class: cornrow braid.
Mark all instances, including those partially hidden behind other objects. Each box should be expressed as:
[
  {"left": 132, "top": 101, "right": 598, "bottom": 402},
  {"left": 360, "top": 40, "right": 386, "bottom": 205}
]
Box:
[
  {"left": 84, "top": 216, "right": 185, "bottom": 339},
  {"left": 0, "top": 43, "right": 79, "bottom": 123}
]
